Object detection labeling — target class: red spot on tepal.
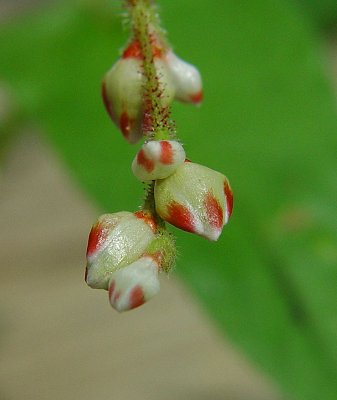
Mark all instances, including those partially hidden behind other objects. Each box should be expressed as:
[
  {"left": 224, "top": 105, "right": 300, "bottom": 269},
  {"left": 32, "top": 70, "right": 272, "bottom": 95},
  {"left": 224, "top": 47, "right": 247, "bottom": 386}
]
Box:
[
  {"left": 101, "top": 81, "right": 116, "bottom": 122},
  {"left": 86, "top": 223, "right": 108, "bottom": 257},
  {"left": 146, "top": 252, "right": 162, "bottom": 269},
  {"left": 224, "top": 180, "right": 233, "bottom": 220},
  {"left": 108, "top": 280, "right": 116, "bottom": 299},
  {"left": 122, "top": 39, "right": 164, "bottom": 59},
  {"left": 113, "top": 291, "right": 121, "bottom": 302},
  {"left": 204, "top": 192, "right": 223, "bottom": 229},
  {"left": 149, "top": 34, "right": 165, "bottom": 58},
  {"left": 190, "top": 90, "right": 203, "bottom": 104},
  {"left": 137, "top": 149, "right": 155, "bottom": 173},
  {"left": 159, "top": 141, "right": 173, "bottom": 165},
  {"left": 134, "top": 210, "right": 157, "bottom": 232},
  {"left": 129, "top": 285, "right": 145, "bottom": 309},
  {"left": 166, "top": 201, "right": 195, "bottom": 233},
  {"left": 120, "top": 111, "right": 133, "bottom": 140},
  {"left": 122, "top": 40, "right": 142, "bottom": 59}
]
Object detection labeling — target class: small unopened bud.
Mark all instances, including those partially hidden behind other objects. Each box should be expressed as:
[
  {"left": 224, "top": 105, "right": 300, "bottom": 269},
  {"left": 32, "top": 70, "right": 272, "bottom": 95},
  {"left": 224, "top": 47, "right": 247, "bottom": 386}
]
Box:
[
  {"left": 165, "top": 51, "right": 203, "bottom": 105},
  {"left": 102, "top": 58, "right": 143, "bottom": 144},
  {"left": 108, "top": 256, "right": 160, "bottom": 312},
  {"left": 106, "top": 225, "right": 176, "bottom": 312},
  {"left": 85, "top": 211, "right": 156, "bottom": 289},
  {"left": 132, "top": 140, "right": 185, "bottom": 181},
  {"left": 102, "top": 41, "right": 175, "bottom": 144},
  {"left": 154, "top": 162, "right": 233, "bottom": 241}
]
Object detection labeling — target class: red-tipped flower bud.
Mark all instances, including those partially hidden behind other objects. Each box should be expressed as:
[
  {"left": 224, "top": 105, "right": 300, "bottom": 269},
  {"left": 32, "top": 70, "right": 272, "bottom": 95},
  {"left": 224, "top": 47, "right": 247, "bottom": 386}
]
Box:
[
  {"left": 85, "top": 211, "right": 156, "bottom": 289},
  {"left": 154, "top": 162, "right": 233, "bottom": 241},
  {"left": 132, "top": 140, "right": 185, "bottom": 181},
  {"left": 102, "top": 42, "right": 175, "bottom": 144},
  {"left": 85, "top": 210, "right": 177, "bottom": 312},
  {"left": 165, "top": 51, "right": 203, "bottom": 104},
  {"left": 108, "top": 255, "right": 160, "bottom": 312}
]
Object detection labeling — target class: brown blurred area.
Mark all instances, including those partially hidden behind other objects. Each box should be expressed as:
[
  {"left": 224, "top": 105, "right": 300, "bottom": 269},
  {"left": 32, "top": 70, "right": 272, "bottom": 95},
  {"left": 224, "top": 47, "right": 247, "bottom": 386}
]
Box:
[
  {"left": 0, "top": 0, "right": 51, "bottom": 21},
  {"left": 1, "top": 2, "right": 336, "bottom": 400},
  {"left": 0, "top": 133, "right": 283, "bottom": 400}
]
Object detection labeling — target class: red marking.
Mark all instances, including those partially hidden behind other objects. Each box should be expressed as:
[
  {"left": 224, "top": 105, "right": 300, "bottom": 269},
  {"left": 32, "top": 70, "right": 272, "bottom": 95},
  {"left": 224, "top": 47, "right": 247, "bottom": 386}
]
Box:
[
  {"left": 137, "top": 149, "right": 154, "bottom": 172},
  {"left": 108, "top": 280, "right": 115, "bottom": 299},
  {"left": 190, "top": 90, "right": 203, "bottom": 104},
  {"left": 120, "top": 111, "right": 132, "bottom": 139},
  {"left": 152, "top": 45, "right": 163, "bottom": 58},
  {"left": 113, "top": 291, "right": 121, "bottom": 302},
  {"left": 166, "top": 201, "right": 195, "bottom": 233},
  {"left": 122, "top": 39, "right": 164, "bottom": 60},
  {"left": 184, "top": 158, "right": 191, "bottom": 163},
  {"left": 204, "top": 192, "right": 223, "bottom": 229},
  {"left": 224, "top": 180, "right": 233, "bottom": 219},
  {"left": 123, "top": 40, "right": 142, "bottom": 59},
  {"left": 134, "top": 210, "right": 157, "bottom": 232},
  {"left": 86, "top": 223, "right": 108, "bottom": 257},
  {"left": 101, "top": 81, "right": 116, "bottom": 122},
  {"left": 159, "top": 141, "right": 173, "bottom": 164},
  {"left": 146, "top": 252, "right": 162, "bottom": 269},
  {"left": 129, "top": 285, "right": 145, "bottom": 309},
  {"left": 149, "top": 34, "right": 164, "bottom": 58}
]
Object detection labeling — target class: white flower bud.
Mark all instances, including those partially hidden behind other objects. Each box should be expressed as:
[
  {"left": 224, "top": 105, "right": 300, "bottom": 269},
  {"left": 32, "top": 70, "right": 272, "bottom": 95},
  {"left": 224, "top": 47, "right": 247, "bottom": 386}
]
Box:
[
  {"left": 165, "top": 51, "right": 203, "bottom": 104},
  {"left": 108, "top": 256, "right": 160, "bottom": 312},
  {"left": 102, "top": 41, "right": 175, "bottom": 144},
  {"left": 132, "top": 140, "right": 185, "bottom": 181},
  {"left": 154, "top": 162, "right": 233, "bottom": 241},
  {"left": 85, "top": 211, "right": 156, "bottom": 289}
]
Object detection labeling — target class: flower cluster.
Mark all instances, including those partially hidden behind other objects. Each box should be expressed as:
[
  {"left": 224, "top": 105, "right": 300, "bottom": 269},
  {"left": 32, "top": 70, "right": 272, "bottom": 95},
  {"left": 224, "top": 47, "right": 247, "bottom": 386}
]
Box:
[
  {"left": 132, "top": 143, "right": 233, "bottom": 241},
  {"left": 85, "top": 0, "right": 233, "bottom": 312},
  {"left": 102, "top": 39, "right": 203, "bottom": 144},
  {"left": 86, "top": 211, "right": 175, "bottom": 312}
]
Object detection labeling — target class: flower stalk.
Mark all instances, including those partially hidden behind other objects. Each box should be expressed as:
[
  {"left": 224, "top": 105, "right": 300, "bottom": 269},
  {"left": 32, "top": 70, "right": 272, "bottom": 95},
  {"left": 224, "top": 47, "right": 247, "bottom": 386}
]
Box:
[
  {"left": 86, "top": 0, "right": 233, "bottom": 312},
  {"left": 127, "top": 0, "right": 173, "bottom": 139}
]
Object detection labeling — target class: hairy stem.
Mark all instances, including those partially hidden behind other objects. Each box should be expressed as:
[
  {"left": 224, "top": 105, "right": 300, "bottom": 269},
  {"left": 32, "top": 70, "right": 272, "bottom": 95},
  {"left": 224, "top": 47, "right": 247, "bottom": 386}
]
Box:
[
  {"left": 126, "top": 0, "right": 174, "bottom": 139},
  {"left": 126, "top": 0, "right": 177, "bottom": 214}
]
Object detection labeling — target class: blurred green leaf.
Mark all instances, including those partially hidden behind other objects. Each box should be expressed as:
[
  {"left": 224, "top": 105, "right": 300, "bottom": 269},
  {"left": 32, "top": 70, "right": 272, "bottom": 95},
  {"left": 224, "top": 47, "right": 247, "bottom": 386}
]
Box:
[
  {"left": 0, "top": 1, "right": 336, "bottom": 399},
  {"left": 297, "top": 0, "right": 337, "bottom": 30}
]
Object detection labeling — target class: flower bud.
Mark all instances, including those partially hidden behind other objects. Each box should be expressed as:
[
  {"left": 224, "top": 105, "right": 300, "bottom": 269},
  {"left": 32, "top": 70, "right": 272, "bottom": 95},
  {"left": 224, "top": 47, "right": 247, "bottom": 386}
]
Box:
[
  {"left": 102, "top": 42, "right": 175, "bottom": 144},
  {"left": 165, "top": 51, "right": 203, "bottom": 104},
  {"left": 107, "top": 229, "right": 176, "bottom": 312},
  {"left": 108, "top": 255, "right": 160, "bottom": 312},
  {"left": 154, "top": 162, "right": 233, "bottom": 241},
  {"left": 85, "top": 211, "right": 156, "bottom": 289},
  {"left": 102, "top": 58, "right": 143, "bottom": 144},
  {"left": 132, "top": 140, "right": 185, "bottom": 181}
]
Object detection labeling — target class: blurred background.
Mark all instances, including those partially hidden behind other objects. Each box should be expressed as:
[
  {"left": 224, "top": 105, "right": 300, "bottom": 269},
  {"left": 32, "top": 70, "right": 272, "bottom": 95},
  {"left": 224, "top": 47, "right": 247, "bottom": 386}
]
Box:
[{"left": 0, "top": 1, "right": 336, "bottom": 399}]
